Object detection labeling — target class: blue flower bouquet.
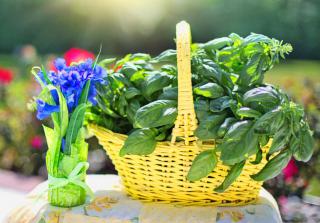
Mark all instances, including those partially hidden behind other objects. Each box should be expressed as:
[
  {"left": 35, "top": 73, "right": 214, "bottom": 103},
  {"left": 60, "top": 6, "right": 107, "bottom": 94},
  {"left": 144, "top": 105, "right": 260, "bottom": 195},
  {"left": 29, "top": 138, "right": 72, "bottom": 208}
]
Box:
[{"left": 31, "top": 58, "right": 106, "bottom": 207}]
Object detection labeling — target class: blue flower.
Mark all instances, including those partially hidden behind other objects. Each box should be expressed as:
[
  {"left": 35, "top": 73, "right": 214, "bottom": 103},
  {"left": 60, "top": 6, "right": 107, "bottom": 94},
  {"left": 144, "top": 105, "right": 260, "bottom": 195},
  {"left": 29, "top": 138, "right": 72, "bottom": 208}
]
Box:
[
  {"left": 36, "top": 58, "right": 107, "bottom": 114},
  {"left": 36, "top": 99, "right": 60, "bottom": 120}
]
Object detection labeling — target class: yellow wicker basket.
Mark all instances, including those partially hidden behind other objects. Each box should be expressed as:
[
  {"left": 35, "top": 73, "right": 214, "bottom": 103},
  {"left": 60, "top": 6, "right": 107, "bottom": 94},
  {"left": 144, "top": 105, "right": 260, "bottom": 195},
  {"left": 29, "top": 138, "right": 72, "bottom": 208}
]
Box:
[{"left": 89, "top": 21, "right": 270, "bottom": 206}]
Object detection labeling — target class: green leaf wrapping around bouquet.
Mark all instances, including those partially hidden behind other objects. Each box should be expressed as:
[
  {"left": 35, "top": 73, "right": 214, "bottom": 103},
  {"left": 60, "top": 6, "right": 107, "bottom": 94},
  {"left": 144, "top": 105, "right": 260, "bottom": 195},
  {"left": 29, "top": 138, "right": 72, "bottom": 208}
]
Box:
[
  {"left": 194, "top": 113, "right": 227, "bottom": 140},
  {"left": 187, "top": 150, "right": 218, "bottom": 181},
  {"left": 79, "top": 80, "right": 91, "bottom": 104},
  {"left": 251, "top": 149, "right": 291, "bottom": 181},
  {"left": 119, "top": 128, "right": 157, "bottom": 156},
  {"left": 291, "top": 122, "right": 314, "bottom": 162},
  {"left": 65, "top": 103, "right": 88, "bottom": 155},
  {"left": 152, "top": 49, "right": 177, "bottom": 63},
  {"left": 142, "top": 72, "right": 172, "bottom": 99},
  {"left": 202, "top": 37, "right": 233, "bottom": 51},
  {"left": 214, "top": 160, "right": 245, "bottom": 193},
  {"left": 59, "top": 135, "right": 88, "bottom": 176},
  {"left": 194, "top": 83, "right": 224, "bottom": 99},
  {"left": 134, "top": 100, "right": 177, "bottom": 128},
  {"left": 236, "top": 107, "right": 262, "bottom": 119},
  {"left": 43, "top": 125, "right": 61, "bottom": 176},
  {"left": 47, "top": 85, "right": 69, "bottom": 137},
  {"left": 218, "top": 120, "right": 259, "bottom": 165}
]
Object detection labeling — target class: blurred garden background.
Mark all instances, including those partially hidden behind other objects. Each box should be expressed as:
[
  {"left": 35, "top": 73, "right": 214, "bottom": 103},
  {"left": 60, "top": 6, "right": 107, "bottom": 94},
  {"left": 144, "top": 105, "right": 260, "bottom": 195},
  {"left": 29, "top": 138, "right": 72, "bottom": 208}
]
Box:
[{"left": 0, "top": 0, "right": 320, "bottom": 222}]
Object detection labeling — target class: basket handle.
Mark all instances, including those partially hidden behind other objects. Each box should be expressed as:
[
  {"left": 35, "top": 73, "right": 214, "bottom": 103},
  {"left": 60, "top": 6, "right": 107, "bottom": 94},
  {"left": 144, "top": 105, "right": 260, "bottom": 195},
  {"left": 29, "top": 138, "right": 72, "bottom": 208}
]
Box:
[{"left": 171, "top": 21, "right": 198, "bottom": 145}]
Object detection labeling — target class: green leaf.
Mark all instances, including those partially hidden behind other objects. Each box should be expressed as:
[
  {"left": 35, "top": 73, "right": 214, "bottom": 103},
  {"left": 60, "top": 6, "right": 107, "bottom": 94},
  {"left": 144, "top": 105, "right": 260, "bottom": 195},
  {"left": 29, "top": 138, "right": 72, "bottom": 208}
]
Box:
[
  {"left": 99, "top": 58, "right": 117, "bottom": 67},
  {"left": 253, "top": 107, "right": 284, "bottom": 135},
  {"left": 217, "top": 117, "right": 237, "bottom": 138},
  {"left": 209, "top": 96, "right": 235, "bottom": 113},
  {"left": 119, "top": 128, "right": 157, "bottom": 156},
  {"left": 43, "top": 125, "right": 61, "bottom": 176},
  {"left": 187, "top": 150, "right": 218, "bottom": 181},
  {"left": 194, "top": 99, "right": 210, "bottom": 120},
  {"left": 202, "top": 37, "right": 233, "bottom": 51},
  {"left": 134, "top": 100, "right": 177, "bottom": 128},
  {"left": 268, "top": 126, "right": 290, "bottom": 155},
  {"left": 47, "top": 85, "right": 69, "bottom": 137},
  {"left": 79, "top": 80, "right": 91, "bottom": 104},
  {"left": 251, "top": 149, "right": 291, "bottom": 181},
  {"left": 124, "top": 87, "right": 141, "bottom": 100},
  {"left": 64, "top": 103, "right": 88, "bottom": 155},
  {"left": 291, "top": 122, "right": 314, "bottom": 162},
  {"left": 194, "top": 83, "right": 224, "bottom": 99},
  {"left": 236, "top": 107, "right": 262, "bottom": 119},
  {"left": 243, "top": 86, "right": 280, "bottom": 112},
  {"left": 250, "top": 148, "right": 263, "bottom": 165},
  {"left": 195, "top": 113, "right": 227, "bottom": 140},
  {"left": 214, "top": 161, "right": 245, "bottom": 192},
  {"left": 218, "top": 120, "right": 259, "bottom": 165},
  {"left": 159, "top": 87, "right": 178, "bottom": 100},
  {"left": 152, "top": 49, "right": 176, "bottom": 63},
  {"left": 142, "top": 72, "right": 172, "bottom": 98}
]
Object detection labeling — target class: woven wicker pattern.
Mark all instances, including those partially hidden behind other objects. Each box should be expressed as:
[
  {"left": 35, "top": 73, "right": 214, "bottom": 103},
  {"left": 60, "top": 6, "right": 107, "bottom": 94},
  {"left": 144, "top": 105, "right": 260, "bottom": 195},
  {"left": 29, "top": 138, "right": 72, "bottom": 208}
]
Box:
[
  {"left": 89, "top": 21, "right": 269, "bottom": 206},
  {"left": 90, "top": 125, "right": 270, "bottom": 206}
]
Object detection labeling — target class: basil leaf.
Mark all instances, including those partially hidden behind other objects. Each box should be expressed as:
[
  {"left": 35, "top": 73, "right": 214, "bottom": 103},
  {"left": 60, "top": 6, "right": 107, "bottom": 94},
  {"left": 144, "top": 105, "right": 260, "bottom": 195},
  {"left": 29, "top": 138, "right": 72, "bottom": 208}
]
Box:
[
  {"left": 124, "top": 87, "right": 141, "bottom": 100},
  {"left": 268, "top": 125, "right": 290, "bottom": 155},
  {"left": 194, "top": 83, "right": 224, "bottom": 99},
  {"left": 209, "top": 96, "right": 235, "bottom": 113},
  {"left": 187, "top": 150, "right": 218, "bottom": 181},
  {"left": 119, "top": 128, "right": 157, "bottom": 156},
  {"left": 214, "top": 161, "right": 245, "bottom": 192},
  {"left": 142, "top": 72, "right": 172, "bottom": 98},
  {"left": 134, "top": 100, "right": 177, "bottom": 128},
  {"left": 195, "top": 113, "right": 227, "bottom": 140},
  {"left": 159, "top": 87, "right": 178, "bottom": 100},
  {"left": 291, "top": 122, "right": 314, "bottom": 162},
  {"left": 251, "top": 149, "right": 291, "bottom": 181},
  {"left": 243, "top": 86, "right": 280, "bottom": 112},
  {"left": 202, "top": 37, "right": 233, "bottom": 51},
  {"left": 250, "top": 148, "right": 263, "bottom": 165},
  {"left": 194, "top": 99, "right": 210, "bottom": 120},
  {"left": 219, "top": 120, "right": 259, "bottom": 165},
  {"left": 236, "top": 107, "right": 262, "bottom": 119},
  {"left": 217, "top": 117, "right": 237, "bottom": 138},
  {"left": 120, "top": 62, "right": 138, "bottom": 79},
  {"left": 152, "top": 49, "right": 176, "bottom": 63},
  {"left": 253, "top": 107, "right": 284, "bottom": 134}
]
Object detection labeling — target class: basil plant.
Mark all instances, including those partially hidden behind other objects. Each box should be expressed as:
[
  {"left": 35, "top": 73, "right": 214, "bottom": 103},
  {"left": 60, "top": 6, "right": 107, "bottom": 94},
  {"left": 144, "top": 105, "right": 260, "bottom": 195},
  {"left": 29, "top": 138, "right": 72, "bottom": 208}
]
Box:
[{"left": 90, "top": 33, "right": 314, "bottom": 192}]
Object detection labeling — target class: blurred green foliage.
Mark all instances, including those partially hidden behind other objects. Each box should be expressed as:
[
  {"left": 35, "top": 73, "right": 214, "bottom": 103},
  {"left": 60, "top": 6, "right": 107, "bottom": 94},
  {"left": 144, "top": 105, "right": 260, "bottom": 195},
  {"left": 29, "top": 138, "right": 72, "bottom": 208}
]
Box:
[{"left": 0, "top": 0, "right": 319, "bottom": 59}]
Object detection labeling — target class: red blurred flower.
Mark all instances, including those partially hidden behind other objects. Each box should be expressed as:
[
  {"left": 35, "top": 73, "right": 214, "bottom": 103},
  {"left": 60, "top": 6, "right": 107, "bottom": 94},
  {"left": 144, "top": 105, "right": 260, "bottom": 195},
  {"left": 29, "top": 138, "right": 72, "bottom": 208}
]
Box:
[
  {"left": 30, "top": 135, "right": 43, "bottom": 150},
  {"left": 64, "top": 48, "right": 95, "bottom": 66},
  {"left": 282, "top": 159, "right": 299, "bottom": 182},
  {"left": 0, "top": 67, "right": 14, "bottom": 85}
]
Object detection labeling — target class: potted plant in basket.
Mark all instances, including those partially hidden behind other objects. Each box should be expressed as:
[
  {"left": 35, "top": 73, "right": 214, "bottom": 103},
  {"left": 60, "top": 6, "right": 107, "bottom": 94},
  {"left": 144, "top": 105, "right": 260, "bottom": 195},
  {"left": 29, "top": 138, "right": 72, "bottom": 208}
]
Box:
[
  {"left": 30, "top": 58, "right": 106, "bottom": 207},
  {"left": 88, "top": 21, "right": 314, "bottom": 206}
]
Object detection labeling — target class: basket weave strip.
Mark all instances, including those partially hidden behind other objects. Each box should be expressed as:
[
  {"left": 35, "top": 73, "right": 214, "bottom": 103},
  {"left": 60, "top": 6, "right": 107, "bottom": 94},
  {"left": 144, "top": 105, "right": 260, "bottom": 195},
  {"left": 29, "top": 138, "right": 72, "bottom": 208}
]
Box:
[{"left": 90, "top": 125, "right": 269, "bottom": 206}]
